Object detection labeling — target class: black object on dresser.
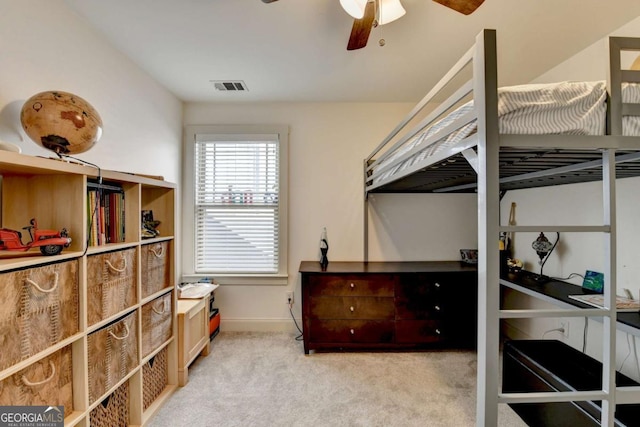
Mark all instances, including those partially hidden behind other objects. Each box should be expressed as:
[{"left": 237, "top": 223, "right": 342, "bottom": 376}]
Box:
[{"left": 298, "top": 261, "right": 477, "bottom": 354}]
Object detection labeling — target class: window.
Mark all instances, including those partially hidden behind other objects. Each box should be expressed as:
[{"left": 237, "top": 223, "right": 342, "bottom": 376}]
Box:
[{"left": 183, "top": 125, "right": 288, "bottom": 284}]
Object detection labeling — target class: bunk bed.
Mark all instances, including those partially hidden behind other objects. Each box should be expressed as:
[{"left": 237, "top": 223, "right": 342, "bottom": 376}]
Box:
[{"left": 363, "top": 29, "right": 640, "bottom": 426}]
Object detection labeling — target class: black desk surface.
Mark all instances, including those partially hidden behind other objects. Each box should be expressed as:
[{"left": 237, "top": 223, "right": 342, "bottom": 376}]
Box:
[{"left": 502, "top": 270, "right": 640, "bottom": 332}]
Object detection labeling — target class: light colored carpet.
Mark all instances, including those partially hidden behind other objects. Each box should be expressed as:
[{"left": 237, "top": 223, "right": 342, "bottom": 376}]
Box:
[{"left": 148, "top": 332, "right": 527, "bottom": 427}]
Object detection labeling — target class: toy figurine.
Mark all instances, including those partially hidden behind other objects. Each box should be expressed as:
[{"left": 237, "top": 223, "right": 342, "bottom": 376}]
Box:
[
  {"left": 0, "top": 218, "right": 71, "bottom": 256},
  {"left": 141, "top": 210, "right": 161, "bottom": 239}
]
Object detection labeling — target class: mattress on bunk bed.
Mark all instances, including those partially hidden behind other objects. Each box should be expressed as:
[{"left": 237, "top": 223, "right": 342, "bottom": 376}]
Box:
[
  {"left": 623, "top": 82, "right": 640, "bottom": 135},
  {"left": 373, "top": 81, "right": 640, "bottom": 184}
]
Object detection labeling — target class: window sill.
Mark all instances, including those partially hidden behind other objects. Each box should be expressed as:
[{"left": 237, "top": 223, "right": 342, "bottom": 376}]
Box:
[{"left": 181, "top": 274, "right": 289, "bottom": 286}]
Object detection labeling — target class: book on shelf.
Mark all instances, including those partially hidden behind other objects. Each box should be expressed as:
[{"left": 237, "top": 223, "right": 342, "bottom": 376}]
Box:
[
  {"left": 87, "top": 180, "right": 125, "bottom": 246},
  {"left": 568, "top": 294, "right": 640, "bottom": 312}
]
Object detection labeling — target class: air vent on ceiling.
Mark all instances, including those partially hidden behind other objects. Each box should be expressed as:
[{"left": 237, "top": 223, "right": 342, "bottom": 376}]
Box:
[{"left": 210, "top": 80, "right": 248, "bottom": 92}]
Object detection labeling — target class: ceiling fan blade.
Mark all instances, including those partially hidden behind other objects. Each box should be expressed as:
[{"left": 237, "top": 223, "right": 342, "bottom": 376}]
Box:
[
  {"left": 347, "top": 1, "right": 376, "bottom": 51},
  {"left": 433, "top": 0, "right": 484, "bottom": 15},
  {"left": 262, "top": 0, "right": 279, "bottom": 3}
]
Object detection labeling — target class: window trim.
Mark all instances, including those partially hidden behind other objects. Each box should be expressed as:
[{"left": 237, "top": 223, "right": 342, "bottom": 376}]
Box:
[{"left": 182, "top": 125, "right": 289, "bottom": 285}]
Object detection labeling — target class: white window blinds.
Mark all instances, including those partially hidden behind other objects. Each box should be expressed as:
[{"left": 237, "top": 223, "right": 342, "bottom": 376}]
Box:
[{"left": 195, "top": 134, "right": 280, "bottom": 273}]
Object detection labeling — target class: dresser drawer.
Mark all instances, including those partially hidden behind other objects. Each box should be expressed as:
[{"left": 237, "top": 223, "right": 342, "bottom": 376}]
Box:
[
  {"left": 308, "top": 320, "right": 394, "bottom": 343},
  {"left": 396, "top": 274, "right": 468, "bottom": 320},
  {"left": 396, "top": 280, "right": 446, "bottom": 320},
  {"left": 307, "top": 274, "right": 396, "bottom": 297},
  {"left": 395, "top": 320, "right": 446, "bottom": 344},
  {"left": 309, "top": 296, "right": 395, "bottom": 320}
]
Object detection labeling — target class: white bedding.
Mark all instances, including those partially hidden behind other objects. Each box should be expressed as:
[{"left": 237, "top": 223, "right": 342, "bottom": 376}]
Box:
[
  {"left": 372, "top": 81, "right": 640, "bottom": 185},
  {"left": 623, "top": 82, "right": 640, "bottom": 135}
]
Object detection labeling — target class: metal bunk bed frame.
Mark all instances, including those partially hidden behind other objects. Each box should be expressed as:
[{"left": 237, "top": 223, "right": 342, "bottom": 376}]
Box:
[{"left": 363, "top": 29, "right": 640, "bottom": 426}]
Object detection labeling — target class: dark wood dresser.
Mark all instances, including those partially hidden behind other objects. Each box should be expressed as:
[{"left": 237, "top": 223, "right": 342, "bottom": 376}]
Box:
[{"left": 299, "top": 261, "right": 478, "bottom": 354}]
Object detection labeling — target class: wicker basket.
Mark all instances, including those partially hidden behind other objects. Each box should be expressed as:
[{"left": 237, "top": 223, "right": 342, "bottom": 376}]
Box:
[
  {"left": 87, "top": 248, "right": 137, "bottom": 326},
  {"left": 141, "top": 241, "right": 171, "bottom": 298},
  {"left": 87, "top": 311, "right": 138, "bottom": 404},
  {"left": 142, "top": 347, "right": 168, "bottom": 410},
  {"left": 141, "top": 292, "right": 173, "bottom": 358},
  {"left": 0, "top": 345, "right": 73, "bottom": 414},
  {"left": 0, "top": 260, "right": 79, "bottom": 371},
  {"left": 89, "top": 380, "right": 129, "bottom": 427}
]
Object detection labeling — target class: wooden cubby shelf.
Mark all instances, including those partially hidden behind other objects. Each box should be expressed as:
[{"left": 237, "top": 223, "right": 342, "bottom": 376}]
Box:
[{"left": 0, "top": 152, "right": 178, "bottom": 426}]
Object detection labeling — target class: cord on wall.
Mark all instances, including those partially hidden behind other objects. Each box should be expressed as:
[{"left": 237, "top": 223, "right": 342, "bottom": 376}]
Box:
[
  {"left": 288, "top": 303, "right": 304, "bottom": 342},
  {"left": 60, "top": 154, "right": 102, "bottom": 257},
  {"left": 633, "top": 335, "right": 640, "bottom": 379},
  {"left": 542, "top": 327, "right": 565, "bottom": 338},
  {"left": 620, "top": 332, "right": 633, "bottom": 372},
  {"left": 583, "top": 317, "right": 589, "bottom": 353},
  {"left": 551, "top": 272, "right": 585, "bottom": 282}
]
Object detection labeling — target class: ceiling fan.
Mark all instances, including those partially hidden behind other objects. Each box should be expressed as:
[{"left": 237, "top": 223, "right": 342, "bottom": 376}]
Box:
[{"left": 262, "top": 0, "right": 485, "bottom": 50}]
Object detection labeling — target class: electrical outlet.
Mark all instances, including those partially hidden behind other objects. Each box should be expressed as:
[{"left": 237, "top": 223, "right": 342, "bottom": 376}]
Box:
[
  {"left": 286, "top": 291, "right": 294, "bottom": 305},
  {"left": 558, "top": 320, "right": 569, "bottom": 338}
]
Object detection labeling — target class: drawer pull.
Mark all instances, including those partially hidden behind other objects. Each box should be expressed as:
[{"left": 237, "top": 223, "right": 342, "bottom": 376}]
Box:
[
  {"left": 350, "top": 329, "right": 355, "bottom": 335},
  {"left": 109, "top": 323, "right": 130, "bottom": 340},
  {"left": 435, "top": 329, "right": 441, "bottom": 335},
  {"left": 150, "top": 246, "right": 165, "bottom": 258},
  {"left": 106, "top": 258, "right": 127, "bottom": 273},
  {"left": 435, "top": 305, "right": 441, "bottom": 311},
  {"left": 350, "top": 306, "right": 355, "bottom": 312},
  {"left": 152, "top": 299, "right": 168, "bottom": 315},
  {"left": 22, "top": 361, "right": 55, "bottom": 387},
  {"left": 350, "top": 283, "right": 355, "bottom": 289},
  {"left": 24, "top": 272, "right": 59, "bottom": 294}
]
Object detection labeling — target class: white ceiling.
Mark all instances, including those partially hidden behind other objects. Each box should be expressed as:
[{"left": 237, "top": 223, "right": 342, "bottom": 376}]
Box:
[{"left": 64, "top": 0, "right": 640, "bottom": 103}]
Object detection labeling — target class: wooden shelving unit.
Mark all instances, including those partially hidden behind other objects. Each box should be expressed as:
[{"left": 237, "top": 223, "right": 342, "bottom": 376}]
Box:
[{"left": 0, "top": 151, "right": 177, "bottom": 426}]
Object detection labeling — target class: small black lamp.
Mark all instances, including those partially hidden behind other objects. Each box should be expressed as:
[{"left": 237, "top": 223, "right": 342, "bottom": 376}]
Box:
[
  {"left": 319, "top": 227, "right": 329, "bottom": 270},
  {"left": 531, "top": 232, "right": 560, "bottom": 281}
]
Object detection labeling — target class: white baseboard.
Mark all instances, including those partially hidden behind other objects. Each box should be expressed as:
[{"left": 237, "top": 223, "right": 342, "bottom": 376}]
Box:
[{"left": 221, "top": 318, "right": 301, "bottom": 332}]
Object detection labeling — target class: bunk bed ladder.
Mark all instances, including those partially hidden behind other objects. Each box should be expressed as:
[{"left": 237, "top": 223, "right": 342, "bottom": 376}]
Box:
[
  {"left": 494, "top": 150, "right": 619, "bottom": 427},
  {"left": 607, "top": 36, "right": 640, "bottom": 415},
  {"left": 487, "top": 34, "right": 640, "bottom": 427},
  {"left": 479, "top": 31, "right": 622, "bottom": 427}
]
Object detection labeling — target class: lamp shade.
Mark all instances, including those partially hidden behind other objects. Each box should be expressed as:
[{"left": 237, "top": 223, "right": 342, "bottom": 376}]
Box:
[
  {"left": 532, "top": 232, "right": 553, "bottom": 262},
  {"left": 377, "top": 0, "right": 406, "bottom": 25},
  {"left": 340, "top": 0, "right": 368, "bottom": 19}
]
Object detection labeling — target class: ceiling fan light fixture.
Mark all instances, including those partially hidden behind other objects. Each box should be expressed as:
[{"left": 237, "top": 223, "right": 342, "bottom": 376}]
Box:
[
  {"left": 340, "top": 0, "right": 368, "bottom": 19},
  {"left": 377, "top": 0, "right": 406, "bottom": 25}
]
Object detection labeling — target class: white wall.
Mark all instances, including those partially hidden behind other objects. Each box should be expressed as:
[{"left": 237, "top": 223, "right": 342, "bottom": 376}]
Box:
[
  {"left": 0, "top": 0, "right": 183, "bottom": 310},
  {"left": 533, "top": 16, "right": 640, "bottom": 84},
  {"left": 0, "top": 0, "right": 182, "bottom": 184},
  {"left": 501, "top": 15, "right": 640, "bottom": 381},
  {"left": 184, "top": 102, "right": 478, "bottom": 330}
]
